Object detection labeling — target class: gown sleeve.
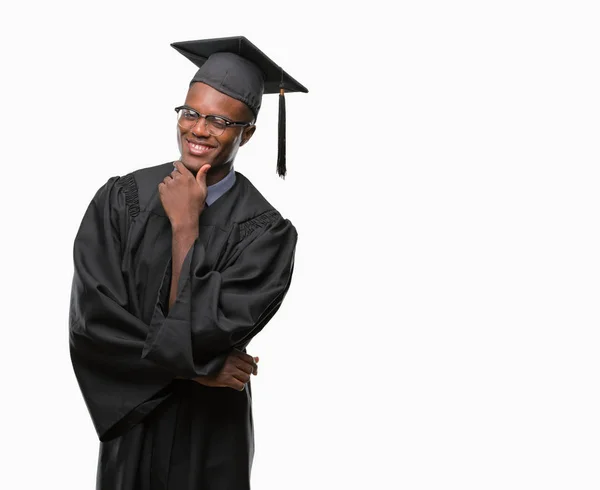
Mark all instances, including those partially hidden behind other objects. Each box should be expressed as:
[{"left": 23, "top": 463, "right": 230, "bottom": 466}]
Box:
[
  {"left": 69, "top": 177, "right": 176, "bottom": 442},
  {"left": 141, "top": 211, "right": 298, "bottom": 377}
]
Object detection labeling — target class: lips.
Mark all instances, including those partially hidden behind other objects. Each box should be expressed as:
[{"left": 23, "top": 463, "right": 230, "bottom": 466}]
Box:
[{"left": 186, "top": 140, "right": 215, "bottom": 156}]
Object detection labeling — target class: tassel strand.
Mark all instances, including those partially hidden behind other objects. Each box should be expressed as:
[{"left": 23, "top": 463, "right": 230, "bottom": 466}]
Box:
[{"left": 277, "top": 87, "right": 286, "bottom": 178}]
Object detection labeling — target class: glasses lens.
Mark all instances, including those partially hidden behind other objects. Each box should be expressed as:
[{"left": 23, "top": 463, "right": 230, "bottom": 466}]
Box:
[
  {"left": 177, "top": 108, "right": 199, "bottom": 129},
  {"left": 205, "top": 116, "right": 227, "bottom": 136}
]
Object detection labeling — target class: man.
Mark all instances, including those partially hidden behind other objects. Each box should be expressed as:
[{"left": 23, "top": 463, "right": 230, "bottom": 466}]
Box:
[{"left": 69, "top": 36, "right": 307, "bottom": 489}]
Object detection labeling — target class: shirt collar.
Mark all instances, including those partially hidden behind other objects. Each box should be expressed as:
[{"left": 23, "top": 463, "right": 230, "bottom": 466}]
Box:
[{"left": 205, "top": 168, "right": 236, "bottom": 206}]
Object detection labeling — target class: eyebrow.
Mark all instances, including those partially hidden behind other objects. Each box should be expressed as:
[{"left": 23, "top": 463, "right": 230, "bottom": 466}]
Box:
[{"left": 180, "top": 104, "right": 238, "bottom": 124}]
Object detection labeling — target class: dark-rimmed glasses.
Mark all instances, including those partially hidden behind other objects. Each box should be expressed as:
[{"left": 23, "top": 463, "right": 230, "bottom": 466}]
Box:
[{"left": 175, "top": 105, "right": 253, "bottom": 136}]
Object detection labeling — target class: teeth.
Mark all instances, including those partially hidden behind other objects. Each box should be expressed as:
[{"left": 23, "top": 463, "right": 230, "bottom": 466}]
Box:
[{"left": 190, "top": 142, "right": 211, "bottom": 151}]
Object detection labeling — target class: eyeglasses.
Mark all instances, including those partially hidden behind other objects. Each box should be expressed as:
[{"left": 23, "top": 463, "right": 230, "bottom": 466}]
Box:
[{"left": 174, "top": 105, "right": 253, "bottom": 136}]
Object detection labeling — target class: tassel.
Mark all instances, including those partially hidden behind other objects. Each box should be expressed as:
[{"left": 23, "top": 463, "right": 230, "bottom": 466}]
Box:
[{"left": 277, "top": 87, "right": 286, "bottom": 178}]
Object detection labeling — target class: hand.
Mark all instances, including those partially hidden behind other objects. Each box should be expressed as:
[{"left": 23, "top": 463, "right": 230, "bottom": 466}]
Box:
[
  {"left": 158, "top": 161, "right": 211, "bottom": 229},
  {"left": 193, "top": 351, "right": 259, "bottom": 391}
]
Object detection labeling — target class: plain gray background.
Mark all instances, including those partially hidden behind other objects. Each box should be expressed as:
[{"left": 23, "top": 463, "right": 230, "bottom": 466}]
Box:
[{"left": 1, "top": 1, "right": 599, "bottom": 488}]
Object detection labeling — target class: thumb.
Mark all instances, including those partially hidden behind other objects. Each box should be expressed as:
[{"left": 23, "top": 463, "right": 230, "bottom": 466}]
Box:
[{"left": 196, "top": 164, "right": 211, "bottom": 185}]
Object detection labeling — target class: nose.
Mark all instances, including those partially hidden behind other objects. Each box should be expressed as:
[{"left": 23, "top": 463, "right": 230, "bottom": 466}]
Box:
[{"left": 191, "top": 116, "right": 211, "bottom": 138}]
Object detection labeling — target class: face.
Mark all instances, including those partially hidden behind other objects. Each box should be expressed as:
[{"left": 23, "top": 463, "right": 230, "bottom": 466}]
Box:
[{"left": 177, "top": 82, "right": 256, "bottom": 174}]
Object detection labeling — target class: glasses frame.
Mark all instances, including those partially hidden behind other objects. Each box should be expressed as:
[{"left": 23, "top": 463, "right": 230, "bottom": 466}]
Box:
[{"left": 174, "top": 105, "right": 253, "bottom": 136}]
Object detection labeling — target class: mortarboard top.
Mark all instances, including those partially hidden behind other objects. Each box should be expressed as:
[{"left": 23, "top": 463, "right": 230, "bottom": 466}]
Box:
[{"left": 171, "top": 36, "right": 308, "bottom": 178}]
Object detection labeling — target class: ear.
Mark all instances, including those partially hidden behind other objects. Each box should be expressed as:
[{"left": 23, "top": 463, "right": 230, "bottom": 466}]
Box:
[{"left": 240, "top": 125, "right": 256, "bottom": 147}]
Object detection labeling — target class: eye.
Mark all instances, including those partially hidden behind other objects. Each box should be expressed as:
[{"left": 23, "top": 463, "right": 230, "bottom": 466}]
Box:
[
  {"left": 206, "top": 116, "right": 228, "bottom": 131},
  {"left": 182, "top": 109, "right": 198, "bottom": 120}
]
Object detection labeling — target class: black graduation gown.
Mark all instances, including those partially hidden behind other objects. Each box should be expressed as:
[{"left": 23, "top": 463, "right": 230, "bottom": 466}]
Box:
[{"left": 69, "top": 162, "right": 297, "bottom": 490}]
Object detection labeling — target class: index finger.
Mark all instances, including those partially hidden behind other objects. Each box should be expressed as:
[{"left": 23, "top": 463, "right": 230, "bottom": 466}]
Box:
[
  {"left": 173, "top": 161, "right": 190, "bottom": 175},
  {"left": 232, "top": 350, "right": 257, "bottom": 366}
]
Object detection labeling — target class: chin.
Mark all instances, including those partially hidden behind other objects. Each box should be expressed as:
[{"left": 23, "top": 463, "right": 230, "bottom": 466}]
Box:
[{"left": 181, "top": 155, "right": 210, "bottom": 172}]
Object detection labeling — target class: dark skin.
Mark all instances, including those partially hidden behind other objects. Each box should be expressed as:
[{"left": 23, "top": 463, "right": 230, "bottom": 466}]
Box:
[
  {"left": 176, "top": 81, "right": 256, "bottom": 184},
  {"left": 159, "top": 83, "right": 258, "bottom": 390}
]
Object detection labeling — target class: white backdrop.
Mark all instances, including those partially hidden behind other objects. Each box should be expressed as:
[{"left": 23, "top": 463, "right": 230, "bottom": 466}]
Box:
[{"left": 1, "top": 1, "right": 599, "bottom": 489}]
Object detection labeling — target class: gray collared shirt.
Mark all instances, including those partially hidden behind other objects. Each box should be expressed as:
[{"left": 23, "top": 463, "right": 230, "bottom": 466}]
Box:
[{"left": 205, "top": 168, "right": 236, "bottom": 207}]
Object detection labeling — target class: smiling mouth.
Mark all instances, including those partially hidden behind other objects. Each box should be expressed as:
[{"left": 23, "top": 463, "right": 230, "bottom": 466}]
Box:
[{"left": 187, "top": 140, "right": 215, "bottom": 155}]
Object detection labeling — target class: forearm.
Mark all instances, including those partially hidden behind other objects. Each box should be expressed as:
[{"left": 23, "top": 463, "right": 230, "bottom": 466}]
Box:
[
  {"left": 169, "top": 223, "right": 200, "bottom": 308},
  {"left": 143, "top": 215, "right": 296, "bottom": 377}
]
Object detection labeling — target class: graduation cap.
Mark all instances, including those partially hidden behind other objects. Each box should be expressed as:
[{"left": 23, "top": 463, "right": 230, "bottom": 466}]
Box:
[{"left": 171, "top": 36, "right": 308, "bottom": 178}]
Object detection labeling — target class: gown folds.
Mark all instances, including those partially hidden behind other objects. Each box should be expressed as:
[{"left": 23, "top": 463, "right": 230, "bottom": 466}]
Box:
[{"left": 69, "top": 162, "right": 298, "bottom": 490}]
